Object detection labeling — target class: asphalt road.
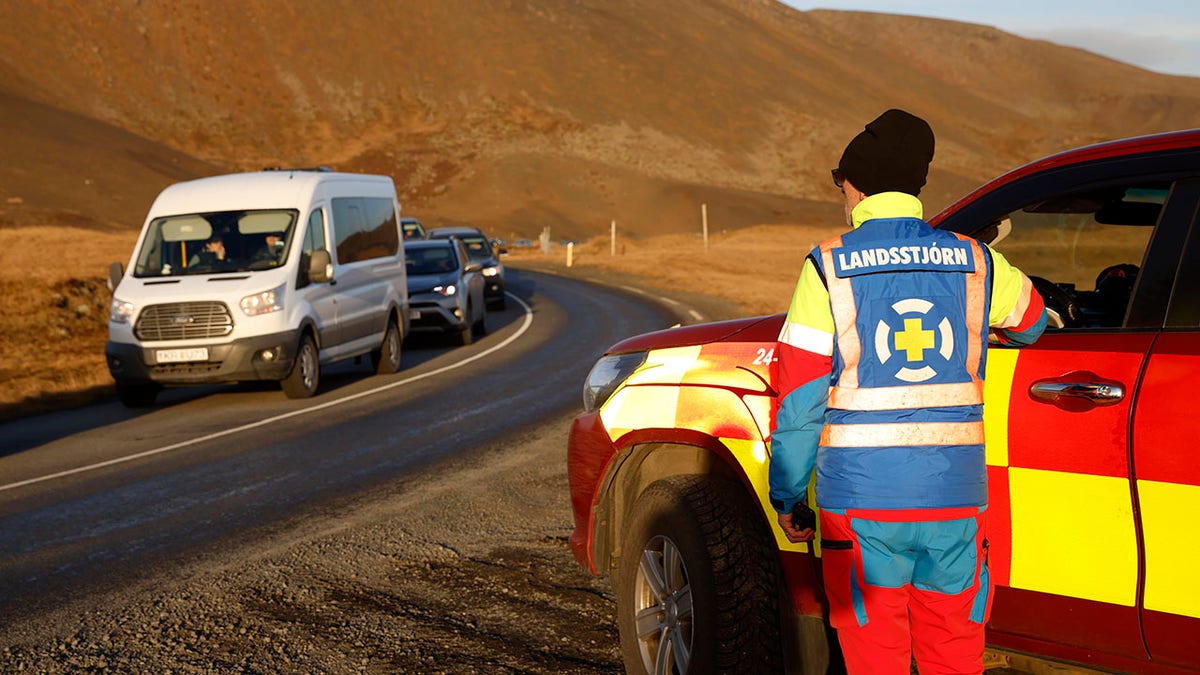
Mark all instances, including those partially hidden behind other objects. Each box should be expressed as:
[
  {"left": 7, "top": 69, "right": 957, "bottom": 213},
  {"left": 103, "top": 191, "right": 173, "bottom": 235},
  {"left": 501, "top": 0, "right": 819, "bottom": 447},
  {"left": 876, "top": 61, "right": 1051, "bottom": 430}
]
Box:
[{"left": 0, "top": 268, "right": 678, "bottom": 629}]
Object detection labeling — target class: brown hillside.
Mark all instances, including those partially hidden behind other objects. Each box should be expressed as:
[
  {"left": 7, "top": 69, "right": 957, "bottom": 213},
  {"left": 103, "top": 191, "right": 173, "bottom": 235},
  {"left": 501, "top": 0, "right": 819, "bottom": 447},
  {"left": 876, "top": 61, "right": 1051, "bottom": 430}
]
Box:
[{"left": 0, "top": 0, "right": 1198, "bottom": 240}]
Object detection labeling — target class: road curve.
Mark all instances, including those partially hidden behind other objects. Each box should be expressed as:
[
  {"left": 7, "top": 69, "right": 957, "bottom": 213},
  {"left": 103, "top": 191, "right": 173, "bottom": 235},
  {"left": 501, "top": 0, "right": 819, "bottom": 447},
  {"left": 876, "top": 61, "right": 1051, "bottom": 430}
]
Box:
[{"left": 0, "top": 268, "right": 679, "bottom": 619}]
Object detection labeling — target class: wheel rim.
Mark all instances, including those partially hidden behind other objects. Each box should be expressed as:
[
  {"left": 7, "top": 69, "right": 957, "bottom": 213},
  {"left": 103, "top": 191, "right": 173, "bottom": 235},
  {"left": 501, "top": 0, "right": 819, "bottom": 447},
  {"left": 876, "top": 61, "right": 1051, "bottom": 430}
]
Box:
[
  {"left": 633, "top": 535, "right": 693, "bottom": 675},
  {"left": 299, "top": 343, "right": 316, "bottom": 390}
]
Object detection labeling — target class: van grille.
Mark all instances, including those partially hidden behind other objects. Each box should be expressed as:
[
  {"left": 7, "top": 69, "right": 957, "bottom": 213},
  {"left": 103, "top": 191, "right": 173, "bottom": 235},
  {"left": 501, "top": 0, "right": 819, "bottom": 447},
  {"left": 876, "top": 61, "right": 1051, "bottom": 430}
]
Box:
[{"left": 135, "top": 302, "right": 234, "bottom": 341}]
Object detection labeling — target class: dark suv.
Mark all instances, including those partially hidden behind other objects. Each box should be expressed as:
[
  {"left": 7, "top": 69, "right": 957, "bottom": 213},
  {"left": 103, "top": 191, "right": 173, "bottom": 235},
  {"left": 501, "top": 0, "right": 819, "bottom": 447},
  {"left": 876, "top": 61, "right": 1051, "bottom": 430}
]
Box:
[
  {"left": 568, "top": 130, "right": 1200, "bottom": 675},
  {"left": 427, "top": 226, "right": 507, "bottom": 310}
]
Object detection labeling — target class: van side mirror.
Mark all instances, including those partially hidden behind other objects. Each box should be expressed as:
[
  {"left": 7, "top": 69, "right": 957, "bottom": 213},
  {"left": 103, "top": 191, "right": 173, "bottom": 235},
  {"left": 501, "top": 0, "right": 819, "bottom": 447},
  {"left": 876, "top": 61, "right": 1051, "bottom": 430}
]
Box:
[
  {"left": 107, "top": 262, "right": 124, "bottom": 292},
  {"left": 309, "top": 249, "right": 334, "bottom": 283},
  {"left": 464, "top": 261, "right": 482, "bottom": 273}
]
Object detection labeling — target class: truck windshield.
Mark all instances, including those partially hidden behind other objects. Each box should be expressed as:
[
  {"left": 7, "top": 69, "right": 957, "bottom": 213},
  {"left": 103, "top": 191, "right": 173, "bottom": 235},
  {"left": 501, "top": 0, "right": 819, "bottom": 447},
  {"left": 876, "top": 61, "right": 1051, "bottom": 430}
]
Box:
[{"left": 133, "top": 209, "right": 298, "bottom": 277}]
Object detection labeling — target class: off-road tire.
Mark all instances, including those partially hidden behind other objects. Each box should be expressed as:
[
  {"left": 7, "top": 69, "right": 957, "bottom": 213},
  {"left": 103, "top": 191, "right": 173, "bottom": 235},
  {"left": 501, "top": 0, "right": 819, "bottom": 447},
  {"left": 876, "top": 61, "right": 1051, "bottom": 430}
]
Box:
[
  {"left": 616, "top": 475, "right": 784, "bottom": 675},
  {"left": 281, "top": 334, "right": 319, "bottom": 398},
  {"left": 371, "top": 318, "right": 402, "bottom": 374}
]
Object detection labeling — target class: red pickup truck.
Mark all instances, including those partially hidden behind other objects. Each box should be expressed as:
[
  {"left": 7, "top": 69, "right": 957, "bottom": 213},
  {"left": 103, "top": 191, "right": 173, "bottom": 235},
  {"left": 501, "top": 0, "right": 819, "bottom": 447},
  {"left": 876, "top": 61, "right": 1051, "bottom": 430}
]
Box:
[{"left": 568, "top": 130, "right": 1200, "bottom": 674}]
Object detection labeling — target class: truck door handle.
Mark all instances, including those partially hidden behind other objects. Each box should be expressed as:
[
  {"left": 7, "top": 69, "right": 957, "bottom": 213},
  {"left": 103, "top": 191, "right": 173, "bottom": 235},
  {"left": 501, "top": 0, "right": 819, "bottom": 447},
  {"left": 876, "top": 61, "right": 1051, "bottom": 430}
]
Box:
[{"left": 1030, "top": 374, "right": 1124, "bottom": 406}]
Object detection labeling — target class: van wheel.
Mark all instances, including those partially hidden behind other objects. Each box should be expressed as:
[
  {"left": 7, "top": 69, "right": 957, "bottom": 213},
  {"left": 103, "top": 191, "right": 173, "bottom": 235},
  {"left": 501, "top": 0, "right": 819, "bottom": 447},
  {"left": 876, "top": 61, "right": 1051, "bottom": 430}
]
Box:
[
  {"left": 116, "top": 382, "right": 160, "bottom": 408},
  {"left": 616, "top": 476, "right": 784, "bottom": 675},
  {"left": 281, "top": 335, "right": 319, "bottom": 398},
  {"left": 371, "top": 318, "right": 402, "bottom": 374}
]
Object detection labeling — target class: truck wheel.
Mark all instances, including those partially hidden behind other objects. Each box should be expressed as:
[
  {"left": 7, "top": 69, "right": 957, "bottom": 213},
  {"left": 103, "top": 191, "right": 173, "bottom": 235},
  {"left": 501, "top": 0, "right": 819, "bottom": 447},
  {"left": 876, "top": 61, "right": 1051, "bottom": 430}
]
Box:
[
  {"left": 371, "top": 318, "right": 402, "bottom": 374},
  {"left": 116, "top": 382, "right": 160, "bottom": 408},
  {"left": 281, "top": 335, "right": 319, "bottom": 398},
  {"left": 617, "top": 475, "right": 783, "bottom": 675}
]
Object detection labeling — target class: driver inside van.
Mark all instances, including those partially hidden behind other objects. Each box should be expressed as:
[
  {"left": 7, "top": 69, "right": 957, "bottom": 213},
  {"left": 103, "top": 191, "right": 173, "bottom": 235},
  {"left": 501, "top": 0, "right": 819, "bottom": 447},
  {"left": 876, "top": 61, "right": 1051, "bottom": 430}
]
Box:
[{"left": 252, "top": 233, "right": 286, "bottom": 266}]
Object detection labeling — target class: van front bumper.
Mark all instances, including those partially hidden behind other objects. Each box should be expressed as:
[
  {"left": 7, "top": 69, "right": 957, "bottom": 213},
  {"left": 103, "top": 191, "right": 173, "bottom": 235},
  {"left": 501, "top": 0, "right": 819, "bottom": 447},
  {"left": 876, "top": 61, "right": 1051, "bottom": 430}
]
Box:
[{"left": 106, "top": 329, "right": 302, "bottom": 385}]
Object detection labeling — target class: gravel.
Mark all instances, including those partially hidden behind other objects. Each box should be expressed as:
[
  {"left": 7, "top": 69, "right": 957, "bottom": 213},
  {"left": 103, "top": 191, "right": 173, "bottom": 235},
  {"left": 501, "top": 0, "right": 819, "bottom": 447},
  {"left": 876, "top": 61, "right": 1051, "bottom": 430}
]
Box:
[{"left": 0, "top": 413, "right": 622, "bottom": 673}]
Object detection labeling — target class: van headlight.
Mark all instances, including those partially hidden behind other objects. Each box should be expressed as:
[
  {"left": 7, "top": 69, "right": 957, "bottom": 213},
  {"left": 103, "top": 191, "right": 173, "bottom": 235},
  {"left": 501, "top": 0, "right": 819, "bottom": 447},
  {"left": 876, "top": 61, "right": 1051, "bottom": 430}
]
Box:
[
  {"left": 433, "top": 284, "right": 457, "bottom": 296},
  {"left": 482, "top": 265, "right": 501, "bottom": 277},
  {"left": 582, "top": 351, "right": 646, "bottom": 412},
  {"left": 240, "top": 284, "right": 285, "bottom": 316},
  {"left": 110, "top": 298, "right": 135, "bottom": 324}
]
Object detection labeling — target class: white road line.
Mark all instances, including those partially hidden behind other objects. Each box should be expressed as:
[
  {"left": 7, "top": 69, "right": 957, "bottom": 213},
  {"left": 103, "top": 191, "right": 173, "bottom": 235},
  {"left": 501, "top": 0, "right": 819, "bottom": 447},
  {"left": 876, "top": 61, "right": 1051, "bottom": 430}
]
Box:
[
  {"left": 689, "top": 310, "right": 704, "bottom": 322},
  {"left": 655, "top": 296, "right": 682, "bottom": 307},
  {"left": 617, "top": 284, "right": 648, "bottom": 295},
  {"left": 0, "top": 292, "right": 535, "bottom": 494}
]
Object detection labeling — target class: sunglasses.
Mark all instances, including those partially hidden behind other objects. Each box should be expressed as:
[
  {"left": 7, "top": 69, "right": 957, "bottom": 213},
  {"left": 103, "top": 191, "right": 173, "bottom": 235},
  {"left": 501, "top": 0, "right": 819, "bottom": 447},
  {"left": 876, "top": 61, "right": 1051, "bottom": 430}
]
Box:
[{"left": 831, "top": 168, "right": 846, "bottom": 189}]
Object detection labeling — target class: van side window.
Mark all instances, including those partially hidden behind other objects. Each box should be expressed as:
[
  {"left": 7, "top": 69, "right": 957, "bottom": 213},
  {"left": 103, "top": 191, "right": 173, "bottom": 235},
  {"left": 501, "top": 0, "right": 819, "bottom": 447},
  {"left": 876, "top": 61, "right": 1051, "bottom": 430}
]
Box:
[
  {"left": 331, "top": 197, "right": 399, "bottom": 264},
  {"left": 297, "top": 208, "right": 327, "bottom": 289}
]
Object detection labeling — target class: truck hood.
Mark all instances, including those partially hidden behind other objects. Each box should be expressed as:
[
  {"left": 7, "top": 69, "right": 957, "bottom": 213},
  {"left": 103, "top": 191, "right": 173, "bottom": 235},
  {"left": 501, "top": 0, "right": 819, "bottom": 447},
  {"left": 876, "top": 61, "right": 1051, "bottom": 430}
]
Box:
[{"left": 607, "top": 313, "right": 786, "bottom": 355}]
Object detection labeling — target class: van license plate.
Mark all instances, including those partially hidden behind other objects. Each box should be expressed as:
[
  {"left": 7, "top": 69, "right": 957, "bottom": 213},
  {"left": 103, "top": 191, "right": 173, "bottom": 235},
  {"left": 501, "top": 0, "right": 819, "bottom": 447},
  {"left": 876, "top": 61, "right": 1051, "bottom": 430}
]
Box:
[{"left": 156, "top": 348, "right": 209, "bottom": 363}]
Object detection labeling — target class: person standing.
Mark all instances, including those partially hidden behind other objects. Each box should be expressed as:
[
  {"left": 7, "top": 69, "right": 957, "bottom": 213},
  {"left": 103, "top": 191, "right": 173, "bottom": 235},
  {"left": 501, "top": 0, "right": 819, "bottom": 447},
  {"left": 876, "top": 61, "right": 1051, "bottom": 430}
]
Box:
[{"left": 769, "top": 109, "right": 1047, "bottom": 674}]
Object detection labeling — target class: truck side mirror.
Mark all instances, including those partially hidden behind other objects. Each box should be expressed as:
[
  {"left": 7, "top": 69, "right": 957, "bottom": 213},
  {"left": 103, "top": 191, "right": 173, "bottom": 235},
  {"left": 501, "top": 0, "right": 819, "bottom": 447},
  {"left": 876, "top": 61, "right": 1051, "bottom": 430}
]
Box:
[
  {"left": 107, "top": 262, "right": 124, "bottom": 292},
  {"left": 308, "top": 249, "right": 334, "bottom": 284}
]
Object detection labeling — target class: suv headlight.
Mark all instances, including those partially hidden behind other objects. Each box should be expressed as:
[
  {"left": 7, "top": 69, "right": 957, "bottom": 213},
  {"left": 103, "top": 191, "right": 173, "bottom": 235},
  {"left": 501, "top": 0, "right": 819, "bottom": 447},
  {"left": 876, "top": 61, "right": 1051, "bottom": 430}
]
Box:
[
  {"left": 240, "top": 283, "right": 285, "bottom": 316},
  {"left": 433, "top": 284, "right": 457, "bottom": 296},
  {"left": 110, "top": 297, "right": 135, "bottom": 323},
  {"left": 482, "top": 265, "right": 501, "bottom": 277},
  {"left": 583, "top": 351, "right": 647, "bottom": 412}
]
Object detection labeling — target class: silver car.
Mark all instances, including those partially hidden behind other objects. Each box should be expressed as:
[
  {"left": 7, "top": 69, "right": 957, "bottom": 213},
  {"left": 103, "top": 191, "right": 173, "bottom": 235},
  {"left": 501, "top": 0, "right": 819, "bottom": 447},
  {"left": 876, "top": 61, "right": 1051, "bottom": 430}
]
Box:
[{"left": 404, "top": 238, "right": 486, "bottom": 345}]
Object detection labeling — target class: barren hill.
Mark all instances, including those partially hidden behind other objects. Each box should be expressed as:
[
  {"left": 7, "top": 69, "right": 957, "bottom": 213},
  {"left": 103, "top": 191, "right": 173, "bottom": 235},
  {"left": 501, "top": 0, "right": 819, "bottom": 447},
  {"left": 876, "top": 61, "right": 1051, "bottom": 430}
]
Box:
[{"left": 1, "top": 0, "right": 1198, "bottom": 240}]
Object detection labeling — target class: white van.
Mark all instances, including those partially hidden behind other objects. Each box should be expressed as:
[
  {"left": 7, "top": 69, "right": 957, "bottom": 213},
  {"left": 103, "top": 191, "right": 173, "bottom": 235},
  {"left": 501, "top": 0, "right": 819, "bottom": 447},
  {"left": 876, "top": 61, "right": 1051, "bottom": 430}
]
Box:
[{"left": 106, "top": 169, "right": 410, "bottom": 407}]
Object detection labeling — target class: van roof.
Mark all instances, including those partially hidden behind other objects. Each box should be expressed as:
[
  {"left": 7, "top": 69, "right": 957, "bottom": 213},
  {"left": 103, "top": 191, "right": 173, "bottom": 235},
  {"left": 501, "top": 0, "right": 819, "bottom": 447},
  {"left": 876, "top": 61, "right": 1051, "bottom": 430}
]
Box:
[{"left": 147, "top": 170, "right": 396, "bottom": 217}]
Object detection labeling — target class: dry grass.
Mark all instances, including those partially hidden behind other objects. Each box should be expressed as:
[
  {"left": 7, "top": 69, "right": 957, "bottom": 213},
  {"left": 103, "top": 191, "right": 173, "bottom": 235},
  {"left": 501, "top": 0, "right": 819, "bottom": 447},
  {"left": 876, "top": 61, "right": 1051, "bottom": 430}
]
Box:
[
  {"left": 0, "top": 225, "right": 137, "bottom": 419},
  {"left": 505, "top": 223, "right": 844, "bottom": 317}
]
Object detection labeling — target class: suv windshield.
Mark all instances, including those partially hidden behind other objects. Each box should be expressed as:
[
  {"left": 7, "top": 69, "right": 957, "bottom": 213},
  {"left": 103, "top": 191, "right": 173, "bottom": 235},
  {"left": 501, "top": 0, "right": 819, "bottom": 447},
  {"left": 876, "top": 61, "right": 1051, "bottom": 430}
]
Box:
[
  {"left": 406, "top": 244, "right": 459, "bottom": 275},
  {"left": 459, "top": 236, "right": 493, "bottom": 262},
  {"left": 133, "top": 209, "right": 298, "bottom": 277}
]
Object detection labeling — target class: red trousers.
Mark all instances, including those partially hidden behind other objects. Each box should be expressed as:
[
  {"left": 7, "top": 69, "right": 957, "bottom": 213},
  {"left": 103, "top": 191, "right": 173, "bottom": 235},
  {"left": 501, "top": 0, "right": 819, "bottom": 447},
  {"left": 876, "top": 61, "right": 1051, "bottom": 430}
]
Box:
[{"left": 819, "top": 507, "right": 992, "bottom": 675}]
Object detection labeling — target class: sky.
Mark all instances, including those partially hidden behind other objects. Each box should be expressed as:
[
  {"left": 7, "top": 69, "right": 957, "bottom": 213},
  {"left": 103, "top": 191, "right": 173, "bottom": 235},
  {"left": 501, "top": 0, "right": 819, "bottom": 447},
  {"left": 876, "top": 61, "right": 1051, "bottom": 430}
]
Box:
[{"left": 782, "top": 1, "right": 1200, "bottom": 78}]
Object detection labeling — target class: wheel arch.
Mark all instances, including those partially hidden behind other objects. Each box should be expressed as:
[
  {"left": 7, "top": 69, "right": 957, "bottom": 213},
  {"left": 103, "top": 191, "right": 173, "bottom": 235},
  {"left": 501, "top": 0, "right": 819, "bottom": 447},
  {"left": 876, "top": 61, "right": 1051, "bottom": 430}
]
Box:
[{"left": 591, "top": 429, "right": 762, "bottom": 575}]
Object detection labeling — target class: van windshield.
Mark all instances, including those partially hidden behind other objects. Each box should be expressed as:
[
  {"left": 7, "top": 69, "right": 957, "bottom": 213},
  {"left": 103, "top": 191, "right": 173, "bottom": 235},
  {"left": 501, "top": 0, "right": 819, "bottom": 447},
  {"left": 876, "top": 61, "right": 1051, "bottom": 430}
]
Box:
[{"left": 133, "top": 209, "right": 298, "bottom": 277}]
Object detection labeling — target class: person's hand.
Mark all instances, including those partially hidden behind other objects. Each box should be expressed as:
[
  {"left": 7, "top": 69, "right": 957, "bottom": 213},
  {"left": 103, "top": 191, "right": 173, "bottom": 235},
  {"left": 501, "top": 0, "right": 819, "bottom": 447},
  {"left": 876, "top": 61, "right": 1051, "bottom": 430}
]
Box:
[{"left": 778, "top": 511, "right": 815, "bottom": 543}]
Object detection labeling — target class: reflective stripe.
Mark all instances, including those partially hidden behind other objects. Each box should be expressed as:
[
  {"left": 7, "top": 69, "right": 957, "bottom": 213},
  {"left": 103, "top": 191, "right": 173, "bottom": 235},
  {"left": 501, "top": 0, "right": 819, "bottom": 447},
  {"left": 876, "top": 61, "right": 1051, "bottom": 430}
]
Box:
[
  {"left": 997, "top": 274, "right": 1034, "bottom": 329},
  {"left": 779, "top": 319, "right": 835, "bottom": 356},
  {"left": 820, "top": 421, "right": 984, "bottom": 448},
  {"left": 958, "top": 233, "right": 987, "bottom": 381},
  {"left": 821, "top": 239, "right": 862, "bottom": 389},
  {"left": 829, "top": 381, "right": 984, "bottom": 411}
]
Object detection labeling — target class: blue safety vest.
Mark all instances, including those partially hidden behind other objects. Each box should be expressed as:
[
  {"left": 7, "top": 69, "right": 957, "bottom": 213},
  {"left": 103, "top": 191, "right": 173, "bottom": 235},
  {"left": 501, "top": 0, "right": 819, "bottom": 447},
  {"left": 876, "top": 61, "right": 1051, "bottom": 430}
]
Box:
[{"left": 810, "top": 216, "right": 993, "bottom": 509}]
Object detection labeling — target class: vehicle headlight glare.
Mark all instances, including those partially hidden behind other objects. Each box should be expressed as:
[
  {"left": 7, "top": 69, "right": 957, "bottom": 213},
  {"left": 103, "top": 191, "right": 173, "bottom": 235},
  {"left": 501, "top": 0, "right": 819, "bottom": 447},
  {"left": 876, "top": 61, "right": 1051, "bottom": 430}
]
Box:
[
  {"left": 582, "top": 352, "right": 647, "bottom": 412},
  {"left": 482, "top": 266, "right": 499, "bottom": 277},
  {"left": 110, "top": 298, "right": 135, "bottom": 323},
  {"left": 434, "top": 284, "right": 457, "bottom": 296},
  {"left": 240, "top": 284, "right": 285, "bottom": 316}
]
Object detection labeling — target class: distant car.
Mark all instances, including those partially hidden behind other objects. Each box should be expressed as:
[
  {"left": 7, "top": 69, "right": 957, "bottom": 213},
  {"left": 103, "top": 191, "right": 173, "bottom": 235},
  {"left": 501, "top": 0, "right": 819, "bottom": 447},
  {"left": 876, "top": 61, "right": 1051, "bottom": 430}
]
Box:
[
  {"left": 401, "top": 217, "right": 427, "bottom": 240},
  {"left": 513, "top": 238, "right": 533, "bottom": 248},
  {"left": 404, "top": 238, "right": 486, "bottom": 346},
  {"left": 427, "top": 226, "right": 507, "bottom": 310}
]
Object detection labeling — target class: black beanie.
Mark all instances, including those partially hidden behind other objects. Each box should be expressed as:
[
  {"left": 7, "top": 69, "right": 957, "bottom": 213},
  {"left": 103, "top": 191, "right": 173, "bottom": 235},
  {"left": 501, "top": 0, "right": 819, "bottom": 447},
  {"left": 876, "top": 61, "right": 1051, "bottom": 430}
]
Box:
[{"left": 837, "top": 109, "right": 935, "bottom": 196}]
